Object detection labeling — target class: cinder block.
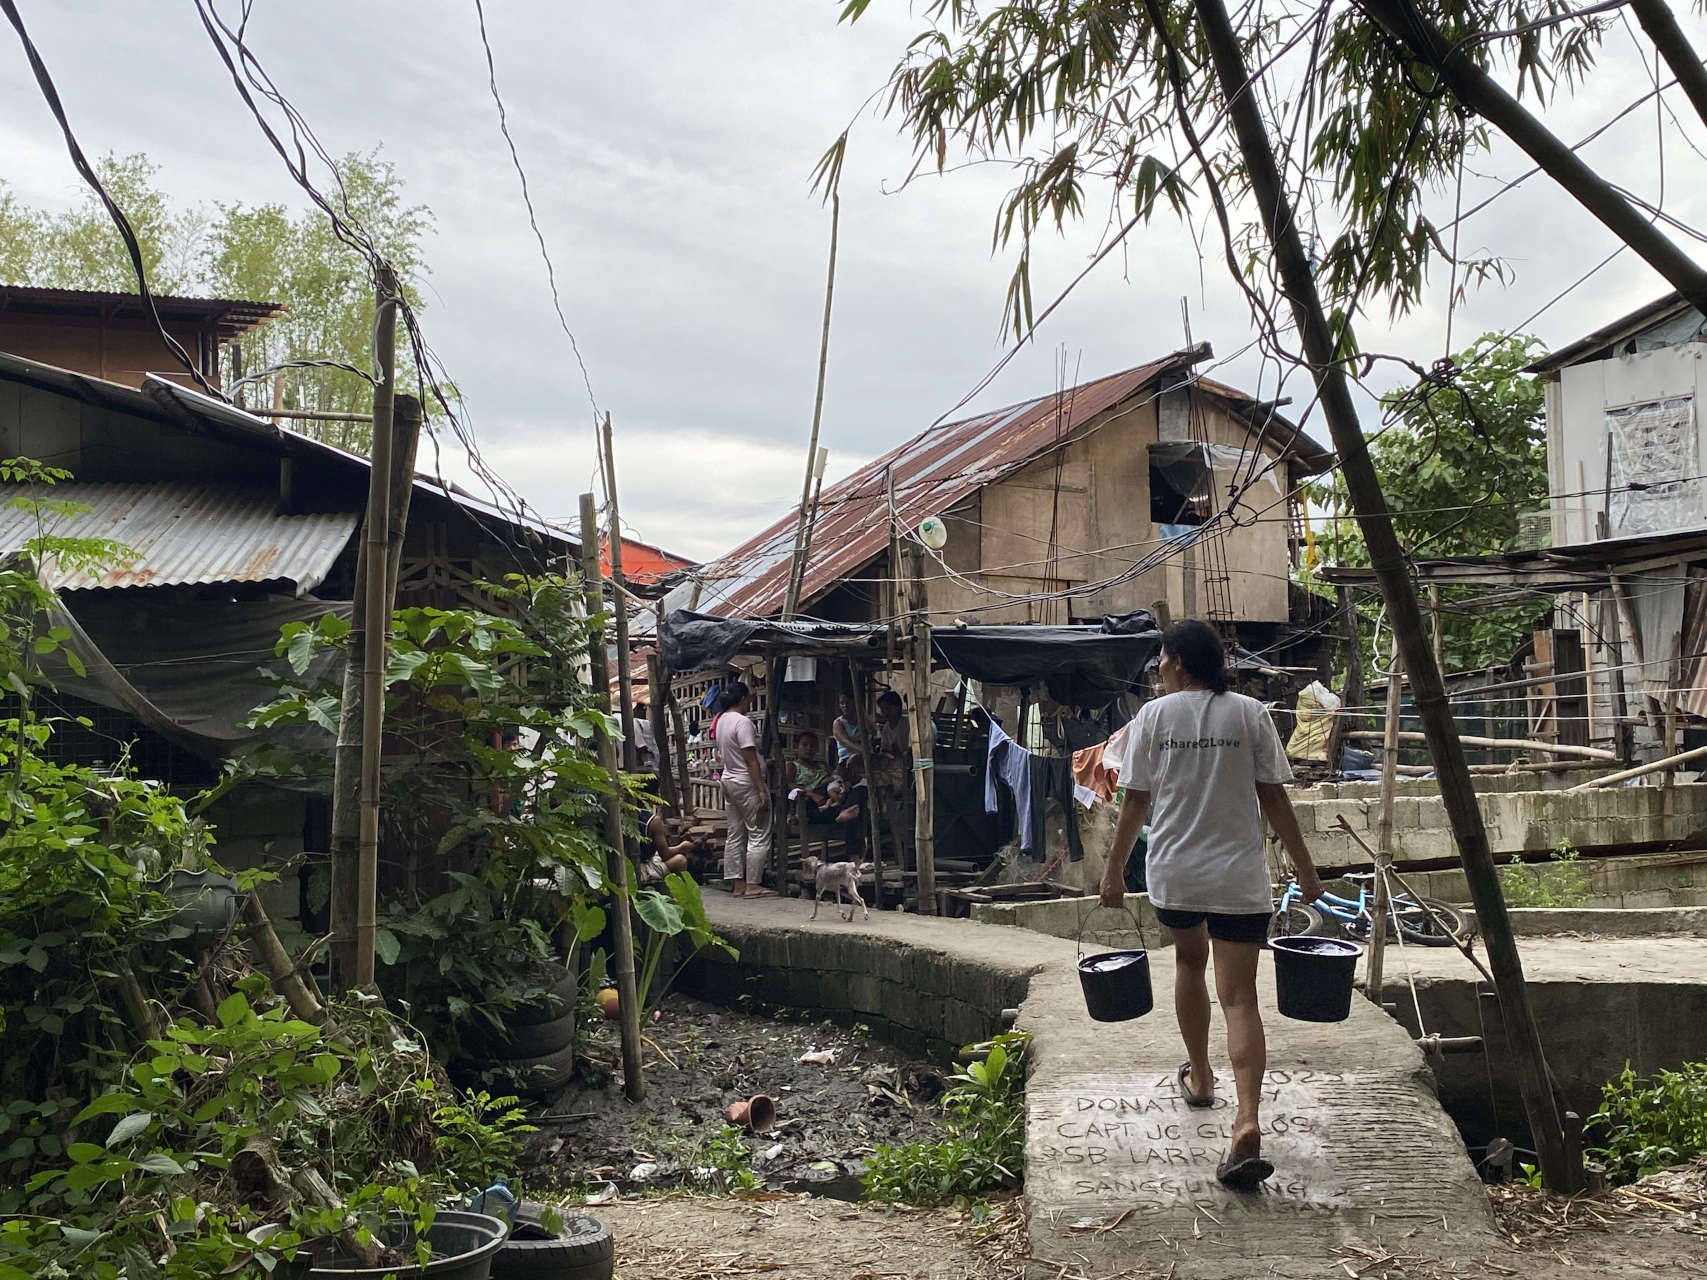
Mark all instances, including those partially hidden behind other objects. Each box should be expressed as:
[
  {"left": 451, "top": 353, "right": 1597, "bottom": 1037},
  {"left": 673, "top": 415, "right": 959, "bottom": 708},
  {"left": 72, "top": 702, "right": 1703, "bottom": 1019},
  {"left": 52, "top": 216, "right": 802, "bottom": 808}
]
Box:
[{"left": 848, "top": 973, "right": 882, "bottom": 1014}]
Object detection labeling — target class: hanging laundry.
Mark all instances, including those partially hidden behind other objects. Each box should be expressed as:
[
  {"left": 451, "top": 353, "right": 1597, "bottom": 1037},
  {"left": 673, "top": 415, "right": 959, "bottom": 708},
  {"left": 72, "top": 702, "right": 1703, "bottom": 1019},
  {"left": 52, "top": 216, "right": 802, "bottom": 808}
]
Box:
[
  {"left": 1070, "top": 719, "right": 1134, "bottom": 808},
  {"left": 984, "top": 718, "right": 1084, "bottom": 860}
]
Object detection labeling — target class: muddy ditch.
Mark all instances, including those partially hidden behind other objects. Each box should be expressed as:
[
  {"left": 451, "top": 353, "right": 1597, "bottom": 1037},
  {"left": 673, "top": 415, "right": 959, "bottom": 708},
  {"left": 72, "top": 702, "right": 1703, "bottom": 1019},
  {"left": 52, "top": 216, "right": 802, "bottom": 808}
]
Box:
[{"left": 524, "top": 994, "right": 953, "bottom": 1199}]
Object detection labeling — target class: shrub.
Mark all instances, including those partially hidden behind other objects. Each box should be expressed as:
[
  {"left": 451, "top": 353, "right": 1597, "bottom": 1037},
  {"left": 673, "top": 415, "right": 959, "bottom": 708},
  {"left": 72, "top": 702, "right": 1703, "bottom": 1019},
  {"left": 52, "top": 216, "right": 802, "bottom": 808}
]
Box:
[
  {"left": 864, "top": 1032, "right": 1029, "bottom": 1205},
  {"left": 1586, "top": 1060, "right": 1707, "bottom": 1184},
  {"left": 1499, "top": 841, "right": 1591, "bottom": 909}
]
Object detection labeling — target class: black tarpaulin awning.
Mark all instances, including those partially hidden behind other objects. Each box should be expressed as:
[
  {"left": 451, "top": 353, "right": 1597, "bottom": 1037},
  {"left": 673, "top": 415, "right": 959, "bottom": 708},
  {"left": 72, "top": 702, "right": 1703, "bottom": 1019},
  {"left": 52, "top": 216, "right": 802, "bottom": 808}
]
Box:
[{"left": 660, "top": 609, "right": 1160, "bottom": 706}]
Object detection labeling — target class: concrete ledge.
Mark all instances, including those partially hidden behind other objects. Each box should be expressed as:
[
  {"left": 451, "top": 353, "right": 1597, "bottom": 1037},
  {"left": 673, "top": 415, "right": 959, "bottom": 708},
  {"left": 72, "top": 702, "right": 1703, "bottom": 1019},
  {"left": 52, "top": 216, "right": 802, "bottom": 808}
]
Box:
[
  {"left": 968, "top": 891, "right": 1172, "bottom": 951},
  {"left": 1506, "top": 905, "right": 1707, "bottom": 937},
  {"left": 681, "top": 899, "right": 1058, "bottom": 1059}
]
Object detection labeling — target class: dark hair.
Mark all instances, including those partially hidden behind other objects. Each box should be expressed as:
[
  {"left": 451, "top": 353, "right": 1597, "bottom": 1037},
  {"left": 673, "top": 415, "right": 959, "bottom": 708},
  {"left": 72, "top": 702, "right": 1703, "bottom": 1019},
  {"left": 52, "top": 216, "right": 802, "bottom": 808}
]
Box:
[
  {"left": 877, "top": 689, "right": 903, "bottom": 711},
  {"left": 716, "top": 681, "right": 751, "bottom": 712},
  {"left": 1161, "top": 619, "right": 1228, "bottom": 694}
]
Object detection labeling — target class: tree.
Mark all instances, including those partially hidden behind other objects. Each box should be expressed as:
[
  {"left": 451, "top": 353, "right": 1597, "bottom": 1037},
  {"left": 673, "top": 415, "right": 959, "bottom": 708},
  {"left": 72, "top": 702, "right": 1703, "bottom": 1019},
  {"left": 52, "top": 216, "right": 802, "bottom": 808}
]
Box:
[
  {"left": 834, "top": 0, "right": 1665, "bottom": 1194},
  {"left": 0, "top": 150, "right": 431, "bottom": 452},
  {"left": 1312, "top": 333, "right": 1551, "bottom": 671}
]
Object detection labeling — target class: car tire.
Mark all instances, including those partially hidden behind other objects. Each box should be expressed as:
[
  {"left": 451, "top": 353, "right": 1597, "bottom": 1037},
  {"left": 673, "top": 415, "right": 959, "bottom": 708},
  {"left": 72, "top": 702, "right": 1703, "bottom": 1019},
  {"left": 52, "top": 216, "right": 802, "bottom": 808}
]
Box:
[
  {"left": 491, "top": 1206, "right": 613, "bottom": 1280},
  {"left": 492, "top": 1042, "right": 576, "bottom": 1098},
  {"left": 486, "top": 1012, "right": 576, "bottom": 1059},
  {"left": 506, "top": 963, "right": 578, "bottom": 1028}
]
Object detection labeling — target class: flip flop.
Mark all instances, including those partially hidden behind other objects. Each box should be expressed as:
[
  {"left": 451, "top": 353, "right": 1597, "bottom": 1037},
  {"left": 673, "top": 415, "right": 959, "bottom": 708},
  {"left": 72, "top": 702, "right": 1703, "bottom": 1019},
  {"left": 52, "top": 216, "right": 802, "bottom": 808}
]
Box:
[
  {"left": 743, "top": 886, "right": 778, "bottom": 898},
  {"left": 1177, "top": 1062, "right": 1215, "bottom": 1109},
  {"left": 1215, "top": 1153, "right": 1275, "bottom": 1190}
]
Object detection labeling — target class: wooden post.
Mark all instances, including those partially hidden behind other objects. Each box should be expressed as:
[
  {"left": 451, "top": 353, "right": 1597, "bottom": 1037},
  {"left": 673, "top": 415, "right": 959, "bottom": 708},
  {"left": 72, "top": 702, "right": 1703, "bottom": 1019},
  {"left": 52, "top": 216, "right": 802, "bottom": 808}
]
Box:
[
  {"left": 579, "top": 492, "right": 645, "bottom": 1103},
  {"left": 1324, "top": 584, "right": 1362, "bottom": 774},
  {"left": 902, "top": 540, "right": 936, "bottom": 915},
  {"left": 1368, "top": 647, "right": 1403, "bottom": 1004},
  {"left": 665, "top": 682, "right": 691, "bottom": 814},
  {"left": 647, "top": 653, "right": 678, "bottom": 813},
  {"left": 1428, "top": 584, "right": 1445, "bottom": 673},
  {"left": 856, "top": 662, "right": 886, "bottom": 908},
  {"left": 1188, "top": 0, "right": 1580, "bottom": 1191}
]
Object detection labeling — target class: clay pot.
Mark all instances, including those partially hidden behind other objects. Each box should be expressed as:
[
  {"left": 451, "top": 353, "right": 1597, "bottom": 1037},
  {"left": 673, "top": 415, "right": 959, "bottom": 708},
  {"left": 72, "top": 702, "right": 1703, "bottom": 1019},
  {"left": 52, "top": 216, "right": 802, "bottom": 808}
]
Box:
[
  {"left": 595, "top": 987, "right": 621, "bottom": 1020},
  {"left": 724, "top": 1094, "right": 777, "bottom": 1132},
  {"left": 665, "top": 854, "right": 689, "bottom": 875}
]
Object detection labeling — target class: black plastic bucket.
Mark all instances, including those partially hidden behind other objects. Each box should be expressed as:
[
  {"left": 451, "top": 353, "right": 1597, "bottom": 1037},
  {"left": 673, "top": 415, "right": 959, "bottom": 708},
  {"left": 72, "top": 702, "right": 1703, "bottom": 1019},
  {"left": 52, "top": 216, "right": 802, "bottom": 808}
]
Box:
[
  {"left": 1270, "top": 935, "right": 1363, "bottom": 1023},
  {"left": 1077, "top": 905, "right": 1154, "bottom": 1023},
  {"left": 305, "top": 1210, "right": 508, "bottom": 1278}
]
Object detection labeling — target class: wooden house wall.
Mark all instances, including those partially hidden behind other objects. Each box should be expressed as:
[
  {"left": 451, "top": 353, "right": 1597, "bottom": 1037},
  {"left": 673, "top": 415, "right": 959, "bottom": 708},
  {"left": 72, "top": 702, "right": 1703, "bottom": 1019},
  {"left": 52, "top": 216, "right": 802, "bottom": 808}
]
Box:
[{"left": 917, "top": 394, "right": 1295, "bottom": 626}]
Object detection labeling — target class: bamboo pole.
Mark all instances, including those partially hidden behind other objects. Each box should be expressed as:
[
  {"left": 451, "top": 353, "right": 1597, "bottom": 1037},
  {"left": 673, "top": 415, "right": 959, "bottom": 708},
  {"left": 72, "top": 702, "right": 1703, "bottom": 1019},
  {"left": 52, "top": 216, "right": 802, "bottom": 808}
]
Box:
[
  {"left": 1187, "top": 0, "right": 1579, "bottom": 1191},
  {"left": 783, "top": 192, "right": 841, "bottom": 620},
  {"left": 602, "top": 415, "right": 642, "bottom": 774},
  {"left": 328, "top": 279, "right": 398, "bottom": 989},
  {"left": 1568, "top": 739, "right": 1707, "bottom": 790},
  {"left": 1368, "top": 647, "right": 1403, "bottom": 1003},
  {"left": 353, "top": 364, "right": 396, "bottom": 991},
  {"left": 902, "top": 540, "right": 936, "bottom": 915},
  {"left": 579, "top": 493, "right": 645, "bottom": 1102},
  {"left": 1341, "top": 729, "right": 1616, "bottom": 761}
]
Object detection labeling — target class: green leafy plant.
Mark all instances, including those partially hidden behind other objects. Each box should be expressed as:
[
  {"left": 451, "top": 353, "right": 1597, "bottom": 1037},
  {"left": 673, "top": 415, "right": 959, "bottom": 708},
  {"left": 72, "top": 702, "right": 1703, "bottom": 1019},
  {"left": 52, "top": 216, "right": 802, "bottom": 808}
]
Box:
[
  {"left": 432, "top": 1091, "right": 537, "bottom": 1194},
  {"left": 698, "top": 1124, "right": 762, "bottom": 1193},
  {"left": 239, "top": 582, "right": 622, "bottom": 1061},
  {"left": 634, "top": 871, "right": 738, "bottom": 1015},
  {"left": 1587, "top": 1060, "right": 1707, "bottom": 1184},
  {"left": 1499, "top": 841, "right": 1592, "bottom": 909},
  {"left": 864, "top": 1032, "right": 1030, "bottom": 1205}
]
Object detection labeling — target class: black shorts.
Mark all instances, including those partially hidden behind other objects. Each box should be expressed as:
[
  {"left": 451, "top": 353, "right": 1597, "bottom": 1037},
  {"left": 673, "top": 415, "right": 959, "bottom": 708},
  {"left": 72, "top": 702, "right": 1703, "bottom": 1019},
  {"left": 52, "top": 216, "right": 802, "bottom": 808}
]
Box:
[{"left": 1154, "top": 907, "right": 1271, "bottom": 945}]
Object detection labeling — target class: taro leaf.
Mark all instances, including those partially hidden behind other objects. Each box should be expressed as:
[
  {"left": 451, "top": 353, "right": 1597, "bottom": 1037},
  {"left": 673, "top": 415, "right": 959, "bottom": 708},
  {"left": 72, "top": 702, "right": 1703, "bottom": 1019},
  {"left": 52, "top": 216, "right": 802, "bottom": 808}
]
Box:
[
  {"left": 571, "top": 901, "right": 607, "bottom": 943},
  {"left": 373, "top": 927, "right": 401, "bottom": 967},
  {"left": 634, "top": 890, "right": 685, "bottom": 938}
]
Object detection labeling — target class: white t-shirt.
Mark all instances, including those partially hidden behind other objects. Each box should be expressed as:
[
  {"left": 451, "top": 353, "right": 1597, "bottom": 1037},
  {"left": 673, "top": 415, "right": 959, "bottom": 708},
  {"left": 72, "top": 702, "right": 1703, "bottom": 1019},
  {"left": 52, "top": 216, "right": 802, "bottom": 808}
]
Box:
[
  {"left": 716, "top": 710, "right": 759, "bottom": 784},
  {"left": 1119, "top": 690, "right": 1292, "bottom": 915}
]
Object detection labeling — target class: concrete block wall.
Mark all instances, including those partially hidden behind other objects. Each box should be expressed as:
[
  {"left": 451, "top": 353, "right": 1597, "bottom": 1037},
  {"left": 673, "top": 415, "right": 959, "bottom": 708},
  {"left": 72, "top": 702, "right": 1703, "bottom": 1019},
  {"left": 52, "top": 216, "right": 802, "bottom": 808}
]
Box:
[
  {"left": 1398, "top": 852, "right": 1707, "bottom": 909},
  {"left": 679, "top": 916, "right": 1047, "bottom": 1060},
  {"left": 1291, "top": 782, "right": 1707, "bottom": 870}
]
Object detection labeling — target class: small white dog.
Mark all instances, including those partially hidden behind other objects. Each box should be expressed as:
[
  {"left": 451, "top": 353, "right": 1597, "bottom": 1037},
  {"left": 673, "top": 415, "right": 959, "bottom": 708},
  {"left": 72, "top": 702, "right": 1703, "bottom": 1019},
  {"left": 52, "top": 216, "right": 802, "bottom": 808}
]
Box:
[{"left": 805, "top": 856, "right": 873, "bottom": 921}]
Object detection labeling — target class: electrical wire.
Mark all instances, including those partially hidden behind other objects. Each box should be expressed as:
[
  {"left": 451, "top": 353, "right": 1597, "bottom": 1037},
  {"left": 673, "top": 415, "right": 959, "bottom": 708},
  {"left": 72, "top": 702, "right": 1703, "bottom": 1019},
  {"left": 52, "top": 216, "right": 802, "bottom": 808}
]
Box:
[{"left": 1, "top": 0, "right": 222, "bottom": 399}]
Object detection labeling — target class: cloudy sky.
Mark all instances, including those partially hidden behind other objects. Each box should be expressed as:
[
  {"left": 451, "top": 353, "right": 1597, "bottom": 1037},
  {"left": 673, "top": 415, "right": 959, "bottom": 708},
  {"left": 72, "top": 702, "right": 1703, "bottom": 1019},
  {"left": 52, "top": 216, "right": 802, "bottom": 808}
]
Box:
[{"left": 4, "top": 1, "right": 1706, "bottom": 560}]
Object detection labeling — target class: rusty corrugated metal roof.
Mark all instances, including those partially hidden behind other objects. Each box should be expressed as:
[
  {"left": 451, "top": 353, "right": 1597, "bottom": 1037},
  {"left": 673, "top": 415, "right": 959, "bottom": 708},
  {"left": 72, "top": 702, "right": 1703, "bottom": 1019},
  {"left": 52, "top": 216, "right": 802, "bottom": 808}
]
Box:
[
  {"left": 693, "top": 357, "right": 1328, "bottom": 619},
  {"left": 0, "top": 482, "right": 358, "bottom": 594}
]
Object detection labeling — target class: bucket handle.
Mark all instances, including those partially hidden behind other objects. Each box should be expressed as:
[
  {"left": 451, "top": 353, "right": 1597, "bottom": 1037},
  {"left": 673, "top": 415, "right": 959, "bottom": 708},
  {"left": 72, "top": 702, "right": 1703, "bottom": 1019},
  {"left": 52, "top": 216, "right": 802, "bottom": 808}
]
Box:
[{"left": 1075, "top": 901, "right": 1148, "bottom": 961}]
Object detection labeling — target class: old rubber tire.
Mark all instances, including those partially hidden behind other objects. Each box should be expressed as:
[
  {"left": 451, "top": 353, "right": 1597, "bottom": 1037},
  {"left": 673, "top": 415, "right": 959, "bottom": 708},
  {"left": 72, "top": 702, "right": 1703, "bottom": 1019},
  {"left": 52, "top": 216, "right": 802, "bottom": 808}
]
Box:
[
  {"left": 1394, "top": 897, "right": 1472, "bottom": 947},
  {"left": 493, "top": 1041, "right": 576, "bottom": 1098},
  {"left": 491, "top": 1206, "right": 613, "bottom": 1280},
  {"left": 506, "top": 963, "right": 578, "bottom": 1028},
  {"left": 486, "top": 1012, "right": 576, "bottom": 1059}
]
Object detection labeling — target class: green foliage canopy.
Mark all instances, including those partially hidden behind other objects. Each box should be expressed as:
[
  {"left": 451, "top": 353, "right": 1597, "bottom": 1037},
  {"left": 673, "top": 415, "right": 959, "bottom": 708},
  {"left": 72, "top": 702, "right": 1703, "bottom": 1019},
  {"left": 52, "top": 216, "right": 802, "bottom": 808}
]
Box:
[
  {"left": 0, "top": 150, "right": 431, "bottom": 453},
  {"left": 1310, "top": 333, "right": 1551, "bottom": 670}
]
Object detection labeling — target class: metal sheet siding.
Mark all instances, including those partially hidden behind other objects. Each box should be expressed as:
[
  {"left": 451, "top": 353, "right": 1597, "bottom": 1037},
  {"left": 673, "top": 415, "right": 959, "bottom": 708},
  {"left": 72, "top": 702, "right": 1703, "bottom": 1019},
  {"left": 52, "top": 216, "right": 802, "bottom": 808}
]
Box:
[{"left": 0, "top": 482, "right": 359, "bottom": 593}]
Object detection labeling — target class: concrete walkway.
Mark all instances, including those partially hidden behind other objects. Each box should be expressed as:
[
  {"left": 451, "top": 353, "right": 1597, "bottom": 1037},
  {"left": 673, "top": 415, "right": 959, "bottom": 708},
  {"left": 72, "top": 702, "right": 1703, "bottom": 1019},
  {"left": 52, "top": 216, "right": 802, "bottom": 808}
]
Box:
[{"left": 704, "top": 894, "right": 1497, "bottom": 1279}]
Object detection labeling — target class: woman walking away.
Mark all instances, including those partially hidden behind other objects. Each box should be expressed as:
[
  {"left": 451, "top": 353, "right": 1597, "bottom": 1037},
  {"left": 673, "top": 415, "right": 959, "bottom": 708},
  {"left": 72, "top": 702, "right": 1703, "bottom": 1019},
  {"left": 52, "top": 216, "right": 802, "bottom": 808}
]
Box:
[
  {"left": 1099, "top": 620, "right": 1324, "bottom": 1190},
  {"left": 716, "top": 682, "right": 775, "bottom": 898}
]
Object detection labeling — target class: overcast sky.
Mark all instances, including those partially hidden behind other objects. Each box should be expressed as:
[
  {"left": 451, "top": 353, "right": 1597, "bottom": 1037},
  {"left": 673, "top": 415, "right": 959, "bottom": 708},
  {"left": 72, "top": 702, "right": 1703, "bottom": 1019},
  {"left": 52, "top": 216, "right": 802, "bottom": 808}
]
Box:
[{"left": 4, "top": 1, "right": 1706, "bottom": 560}]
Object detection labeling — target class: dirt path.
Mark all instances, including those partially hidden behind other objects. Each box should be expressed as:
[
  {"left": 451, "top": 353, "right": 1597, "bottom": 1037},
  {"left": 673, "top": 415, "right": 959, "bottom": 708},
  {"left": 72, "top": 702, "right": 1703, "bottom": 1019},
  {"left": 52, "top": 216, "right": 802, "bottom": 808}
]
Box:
[
  {"left": 565, "top": 1179, "right": 1707, "bottom": 1280},
  {"left": 595, "top": 1194, "right": 1025, "bottom": 1280}
]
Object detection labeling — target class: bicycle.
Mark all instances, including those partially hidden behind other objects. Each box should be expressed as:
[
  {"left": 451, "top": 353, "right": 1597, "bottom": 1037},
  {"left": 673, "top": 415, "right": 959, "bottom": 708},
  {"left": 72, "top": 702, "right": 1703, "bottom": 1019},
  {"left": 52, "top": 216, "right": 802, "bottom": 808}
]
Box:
[{"left": 1270, "top": 872, "right": 1473, "bottom": 947}]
